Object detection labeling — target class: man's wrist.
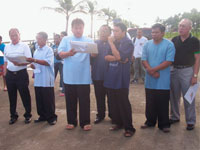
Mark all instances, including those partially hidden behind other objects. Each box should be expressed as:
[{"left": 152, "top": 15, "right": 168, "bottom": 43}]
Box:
[{"left": 193, "top": 74, "right": 198, "bottom": 78}]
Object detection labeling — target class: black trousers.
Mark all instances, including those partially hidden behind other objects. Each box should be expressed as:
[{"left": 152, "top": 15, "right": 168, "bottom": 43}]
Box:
[
  {"left": 93, "top": 80, "right": 112, "bottom": 119},
  {"left": 35, "top": 87, "right": 57, "bottom": 123},
  {"left": 107, "top": 88, "right": 134, "bottom": 131},
  {"left": 6, "top": 69, "right": 32, "bottom": 119},
  {"left": 145, "top": 88, "right": 170, "bottom": 129},
  {"left": 64, "top": 84, "right": 90, "bottom": 128}
]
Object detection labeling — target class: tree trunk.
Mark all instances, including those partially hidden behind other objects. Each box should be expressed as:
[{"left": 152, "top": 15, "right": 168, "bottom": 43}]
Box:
[
  {"left": 91, "top": 14, "right": 93, "bottom": 38},
  {"left": 66, "top": 15, "right": 69, "bottom": 33}
]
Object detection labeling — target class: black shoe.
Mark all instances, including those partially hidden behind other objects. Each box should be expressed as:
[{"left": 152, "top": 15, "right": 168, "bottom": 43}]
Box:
[
  {"left": 94, "top": 118, "right": 104, "bottom": 124},
  {"left": 34, "top": 118, "right": 46, "bottom": 123},
  {"left": 49, "top": 120, "right": 57, "bottom": 125},
  {"left": 186, "top": 124, "right": 194, "bottom": 130},
  {"left": 169, "top": 119, "right": 180, "bottom": 124},
  {"left": 9, "top": 118, "right": 18, "bottom": 125},
  {"left": 25, "top": 118, "right": 32, "bottom": 124}
]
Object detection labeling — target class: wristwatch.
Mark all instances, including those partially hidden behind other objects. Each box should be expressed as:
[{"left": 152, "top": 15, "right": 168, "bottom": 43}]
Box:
[{"left": 194, "top": 74, "right": 198, "bottom": 78}]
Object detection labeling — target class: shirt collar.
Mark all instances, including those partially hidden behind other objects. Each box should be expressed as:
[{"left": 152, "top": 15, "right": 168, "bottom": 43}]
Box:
[{"left": 178, "top": 33, "right": 192, "bottom": 43}]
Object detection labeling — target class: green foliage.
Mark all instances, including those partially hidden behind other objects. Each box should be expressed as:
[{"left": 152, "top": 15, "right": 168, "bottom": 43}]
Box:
[
  {"left": 164, "top": 31, "right": 200, "bottom": 39},
  {"left": 157, "top": 8, "right": 200, "bottom": 34}
]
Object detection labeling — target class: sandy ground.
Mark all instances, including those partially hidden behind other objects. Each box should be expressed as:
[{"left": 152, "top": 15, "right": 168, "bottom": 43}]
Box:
[{"left": 0, "top": 70, "right": 199, "bottom": 150}]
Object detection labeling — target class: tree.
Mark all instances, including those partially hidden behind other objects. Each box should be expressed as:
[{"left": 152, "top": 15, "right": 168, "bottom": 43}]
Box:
[
  {"left": 43, "top": 0, "right": 86, "bottom": 32},
  {"left": 121, "top": 19, "right": 138, "bottom": 28},
  {"left": 84, "top": 0, "right": 100, "bottom": 38},
  {"left": 101, "top": 8, "right": 117, "bottom": 25}
]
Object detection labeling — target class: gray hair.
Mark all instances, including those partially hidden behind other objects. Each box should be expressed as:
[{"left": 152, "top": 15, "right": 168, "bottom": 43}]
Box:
[{"left": 37, "top": 32, "right": 48, "bottom": 40}]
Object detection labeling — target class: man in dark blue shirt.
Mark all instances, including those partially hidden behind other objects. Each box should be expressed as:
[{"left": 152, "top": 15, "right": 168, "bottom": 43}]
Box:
[
  {"left": 104, "top": 23, "right": 135, "bottom": 137},
  {"left": 91, "top": 25, "right": 112, "bottom": 124}
]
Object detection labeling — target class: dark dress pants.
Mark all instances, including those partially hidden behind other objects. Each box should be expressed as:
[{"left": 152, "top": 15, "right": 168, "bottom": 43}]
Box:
[
  {"left": 93, "top": 80, "right": 111, "bottom": 119},
  {"left": 145, "top": 88, "right": 170, "bottom": 129},
  {"left": 107, "top": 88, "right": 134, "bottom": 132},
  {"left": 6, "top": 69, "right": 32, "bottom": 119},
  {"left": 64, "top": 84, "right": 90, "bottom": 128},
  {"left": 35, "top": 87, "right": 57, "bottom": 123}
]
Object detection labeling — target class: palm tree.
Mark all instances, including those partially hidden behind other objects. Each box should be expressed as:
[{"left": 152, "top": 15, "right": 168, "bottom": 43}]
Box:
[
  {"left": 101, "top": 8, "right": 117, "bottom": 25},
  {"left": 43, "top": 0, "right": 86, "bottom": 32},
  {"left": 85, "top": 0, "right": 99, "bottom": 38}
]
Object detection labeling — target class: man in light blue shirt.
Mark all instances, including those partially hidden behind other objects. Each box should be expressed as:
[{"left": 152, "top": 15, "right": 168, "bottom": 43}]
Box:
[
  {"left": 141, "top": 23, "right": 175, "bottom": 133},
  {"left": 27, "top": 32, "right": 57, "bottom": 125},
  {"left": 58, "top": 18, "right": 93, "bottom": 131}
]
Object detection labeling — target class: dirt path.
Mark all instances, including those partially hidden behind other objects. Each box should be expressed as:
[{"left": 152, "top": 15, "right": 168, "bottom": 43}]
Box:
[{"left": 0, "top": 71, "right": 199, "bottom": 150}]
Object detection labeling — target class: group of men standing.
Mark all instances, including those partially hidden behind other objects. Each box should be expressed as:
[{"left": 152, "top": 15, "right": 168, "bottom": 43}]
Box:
[{"left": 2, "top": 18, "right": 199, "bottom": 138}]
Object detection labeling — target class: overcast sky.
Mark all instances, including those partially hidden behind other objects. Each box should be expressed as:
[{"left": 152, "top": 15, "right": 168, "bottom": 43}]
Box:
[{"left": 0, "top": 0, "right": 199, "bottom": 41}]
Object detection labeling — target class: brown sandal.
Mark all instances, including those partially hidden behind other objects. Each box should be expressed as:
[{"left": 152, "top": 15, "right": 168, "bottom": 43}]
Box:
[
  {"left": 66, "top": 124, "right": 75, "bottom": 130},
  {"left": 83, "top": 124, "right": 92, "bottom": 131},
  {"left": 124, "top": 130, "right": 135, "bottom": 137}
]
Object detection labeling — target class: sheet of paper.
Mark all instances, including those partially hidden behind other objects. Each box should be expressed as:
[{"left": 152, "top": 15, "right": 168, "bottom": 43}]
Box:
[
  {"left": 184, "top": 83, "right": 200, "bottom": 104},
  {"left": 70, "top": 41, "right": 98, "bottom": 54},
  {"left": 0, "top": 51, "right": 3, "bottom": 57},
  {"left": 6, "top": 55, "right": 29, "bottom": 64}
]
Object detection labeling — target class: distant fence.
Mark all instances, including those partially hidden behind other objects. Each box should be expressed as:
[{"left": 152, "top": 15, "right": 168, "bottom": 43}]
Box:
[{"left": 4, "top": 38, "right": 54, "bottom": 46}]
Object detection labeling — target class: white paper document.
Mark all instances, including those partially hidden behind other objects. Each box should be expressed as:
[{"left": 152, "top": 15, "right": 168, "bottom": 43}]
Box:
[
  {"left": 70, "top": 41, "right": 98, "bottom": 54},
  {"left": 6, "top": 56, "right": 29, "bottom": 64},
  {"left": 184, "top": 83, "right": 200, "bottom": 104},
  {"left": 0, "top": 51, "right": 3, "bottom": 57}
]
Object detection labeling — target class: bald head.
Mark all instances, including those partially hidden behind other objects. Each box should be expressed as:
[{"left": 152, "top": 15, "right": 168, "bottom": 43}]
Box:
[{"left": 178, "top": 19, "right": 192, "bottom": 37}]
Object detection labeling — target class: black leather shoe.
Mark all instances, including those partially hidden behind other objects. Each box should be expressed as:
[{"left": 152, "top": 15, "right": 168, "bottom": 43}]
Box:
[
  {"left": 49, "top": 120, "right": 57, "bottom": 125},
  {"left": 25, "top": 118, "right": 32, "bottom": 124},
  {"left": 94, "top": 118, "right": 104, "bottom": 124},
  {"left": 169, "top": 119, "right": 180, "bottom": 124},
  {"left": 9, "top": 118, "right": 18, "bottom": 125},
  {"left": 186, "top": 124, "right": 194, "bottom": 130},
  {"left": 34, "top": 118, "right": 46, "bottom": 123}
]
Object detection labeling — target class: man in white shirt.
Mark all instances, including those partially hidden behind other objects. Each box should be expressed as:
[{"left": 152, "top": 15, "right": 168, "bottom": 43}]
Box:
[
  {"left": 131, "top": 29, "right": 148, "bottom": 84},
  {"left": 4, "top": 28, "right": 32, "bottom": 125}
]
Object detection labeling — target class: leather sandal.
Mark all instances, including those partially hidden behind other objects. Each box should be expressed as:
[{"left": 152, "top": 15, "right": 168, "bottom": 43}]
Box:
[
  {"left": 124, "top": 130, "right": 135, "bottom": 137},
  {"left": 66, "top": 124, "right": 75, "bottom": 130},
  {"left": 83, "top": 124, "right": 92, "bottom": 131}
]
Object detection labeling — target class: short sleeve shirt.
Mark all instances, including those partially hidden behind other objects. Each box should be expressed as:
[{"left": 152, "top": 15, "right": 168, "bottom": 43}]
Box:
[
  {"left": 142, "top": 39, "right": 175, "bottom": 90},
  {"left": 91, "top": 40, "right": 110, "bottom": 81},
  {"left": 33, "top": 45, "right": 54, "bottom": 87},
  {"left": 104, "top": 36, "right": 134, "bottom": 89},
  {"left": 172, "top": 34, "right": 200, "bottom": 66},
  {"left": 4, "top": 42, "right": 32, "bottom": 71},
  {"left": 133, "top": 36, "right": 148, "bottom": 58},
  {"left": 58, "top": 35, "right": 93, "bottom": 85}
]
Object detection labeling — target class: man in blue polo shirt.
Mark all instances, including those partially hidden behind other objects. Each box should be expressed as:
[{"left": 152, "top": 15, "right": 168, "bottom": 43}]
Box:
[
  {"left": 91, "top": 25, "right": 112, "bottom": 124},
  {"left": 51, "top": 34, "right": 65, "bottom": 97},
  {"left": 104, "top": 23, "right": 135, "bottom": 137},
  {"left": 58, "top": 18, "right": 93, "bottom": 131},
  {"left": 141, "top": 23, "right": 175, "bottom": 133}
]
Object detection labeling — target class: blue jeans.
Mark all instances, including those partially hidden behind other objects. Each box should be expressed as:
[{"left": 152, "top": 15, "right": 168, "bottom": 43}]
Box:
[{"left": 54, "top": 62, "right": 64, "bottom": 93}]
